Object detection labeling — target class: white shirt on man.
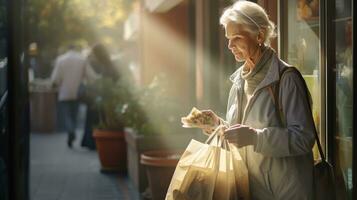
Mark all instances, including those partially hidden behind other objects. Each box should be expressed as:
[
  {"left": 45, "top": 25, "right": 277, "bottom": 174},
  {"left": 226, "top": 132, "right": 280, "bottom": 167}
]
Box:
[{"left": 51, "top": 50, "right": 97, "bottom": 101}]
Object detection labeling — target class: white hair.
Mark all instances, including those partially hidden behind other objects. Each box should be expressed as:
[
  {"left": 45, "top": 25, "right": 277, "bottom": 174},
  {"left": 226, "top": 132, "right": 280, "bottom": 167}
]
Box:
[{"left": 219, "top": 1, "right": 277, "bottom": 46}]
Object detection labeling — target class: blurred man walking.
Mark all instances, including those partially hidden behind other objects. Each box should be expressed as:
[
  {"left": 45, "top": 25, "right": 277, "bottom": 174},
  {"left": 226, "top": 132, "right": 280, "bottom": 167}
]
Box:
[{"left": 51, "top": 45, "right": 95, "bottom": 148}]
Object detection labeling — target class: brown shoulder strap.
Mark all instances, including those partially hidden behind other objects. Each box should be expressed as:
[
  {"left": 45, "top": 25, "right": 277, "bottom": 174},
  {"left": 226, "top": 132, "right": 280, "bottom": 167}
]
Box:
[
  {"left": 267, "top": 86, "right": 276, "bottom": 106},
  {"left": 268, "top": 67, "right": 294, "bottom": 126}
]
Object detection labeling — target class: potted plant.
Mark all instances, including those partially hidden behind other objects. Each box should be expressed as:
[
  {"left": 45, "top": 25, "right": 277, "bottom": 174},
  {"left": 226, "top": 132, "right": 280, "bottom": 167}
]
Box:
[
  {"left": 140, "top": 150, "right": 182, "bottom": 200},
  {"left": 122, "top": 74, "right": 203, "bottom": 194},
  {"left": 91, "top": 77, "right": 133, "bottom": 172}
]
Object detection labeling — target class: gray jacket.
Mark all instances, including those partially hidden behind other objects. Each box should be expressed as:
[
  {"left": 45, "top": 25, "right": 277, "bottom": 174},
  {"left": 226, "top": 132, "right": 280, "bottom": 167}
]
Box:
[{"left": 225, "top": 54, "right": 315, "bottom": 200}]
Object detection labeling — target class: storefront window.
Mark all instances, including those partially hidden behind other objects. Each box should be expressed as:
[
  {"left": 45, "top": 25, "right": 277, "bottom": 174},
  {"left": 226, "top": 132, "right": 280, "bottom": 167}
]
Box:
[
  {"left": 0, "top": 1, "right": 8, "bottom": 199},
  {"left": 0, "top": 2, "right": 7, "bottom": 96},
  {"left": 281, "top": 0, "right": 321, "bottom": 159},
  {"left": 333, "top": 0, "right": 353, "bottom": 199}
]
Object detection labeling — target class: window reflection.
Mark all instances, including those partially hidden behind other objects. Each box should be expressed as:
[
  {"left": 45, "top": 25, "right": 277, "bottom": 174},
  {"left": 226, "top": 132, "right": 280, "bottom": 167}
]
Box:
[
  {"left": 334, "top": 0, "right": 353, "bottom": 198},
  {"left": 283, "top": 0, "right": 321, "bottom": 159},
  {"left": 0, "top": 1, "right": 7, "bottom": 96}
]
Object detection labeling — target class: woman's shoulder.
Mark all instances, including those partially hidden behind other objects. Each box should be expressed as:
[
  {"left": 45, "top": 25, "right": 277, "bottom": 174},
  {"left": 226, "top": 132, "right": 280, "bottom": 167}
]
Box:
[
  {"left": 275, "top": 56, "right": 300, "bottom": 79},
  {"left": 277, "top": 57, "right": 293, "bottom": 69},
  {"left": 279, "top": 66, "right": 308, "bottom": 95}
]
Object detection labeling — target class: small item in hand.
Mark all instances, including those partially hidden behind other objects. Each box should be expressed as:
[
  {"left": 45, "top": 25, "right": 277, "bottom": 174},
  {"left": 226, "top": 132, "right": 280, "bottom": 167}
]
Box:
[{"left": 181, "top": 107, "right": 217, "bottom": 129}]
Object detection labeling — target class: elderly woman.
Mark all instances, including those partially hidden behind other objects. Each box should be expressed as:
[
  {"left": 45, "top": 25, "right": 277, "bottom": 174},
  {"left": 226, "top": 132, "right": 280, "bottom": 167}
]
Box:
[{"left": 204, "top": 1, "right": 315, "bottom": 200}]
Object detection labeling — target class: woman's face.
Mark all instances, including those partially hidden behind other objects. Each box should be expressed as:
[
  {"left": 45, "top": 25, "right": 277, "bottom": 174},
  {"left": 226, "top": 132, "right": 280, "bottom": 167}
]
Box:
[{"left": 225, "top": 22, "right": 260, "bottom": 62}]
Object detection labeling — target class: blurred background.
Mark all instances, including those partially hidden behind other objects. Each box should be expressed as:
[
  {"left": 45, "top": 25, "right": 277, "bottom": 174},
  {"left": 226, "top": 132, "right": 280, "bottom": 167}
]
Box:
[
  {"left": 26, "top": 0, "right": 240, "bottom": 199},
  {"left": 0, "top": 0, "right": 355, "bottom": 200}
]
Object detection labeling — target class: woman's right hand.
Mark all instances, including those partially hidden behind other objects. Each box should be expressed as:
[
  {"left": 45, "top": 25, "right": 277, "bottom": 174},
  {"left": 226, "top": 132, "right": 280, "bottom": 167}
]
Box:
[
  {"left": 200, "top": 110, "right": 220, "bottom": 135},
  {"left": 201, "top": 110, "right": 220, "bottom": 126}
]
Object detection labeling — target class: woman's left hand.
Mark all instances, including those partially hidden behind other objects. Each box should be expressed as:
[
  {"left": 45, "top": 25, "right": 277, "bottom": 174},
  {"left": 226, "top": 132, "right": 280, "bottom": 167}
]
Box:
[{"left": 224, "top": 124, "right": 258, "bottom": 148}]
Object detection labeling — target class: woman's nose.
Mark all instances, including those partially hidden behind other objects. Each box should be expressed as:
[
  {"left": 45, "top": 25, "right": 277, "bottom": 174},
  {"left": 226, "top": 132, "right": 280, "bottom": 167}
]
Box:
[{"left": 228, "top": 40, "right": 234, "bottom": 49}]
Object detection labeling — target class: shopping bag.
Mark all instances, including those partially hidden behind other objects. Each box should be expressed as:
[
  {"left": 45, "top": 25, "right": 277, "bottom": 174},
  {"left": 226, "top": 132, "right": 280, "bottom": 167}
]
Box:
[
  {"left": 166, "top": 131, "right": 221, "bottom": 200},
  {"left": 212, "top": 140, "right": 237, "bottom": 200},
  {"left": 166, "top": 126, "right": 248, "bottom": 200},
  {"left": 314, "top": 159, "right": 336, "bottom": 200},
  {"left": 77, "top": 83, "right": 87, "bottom": 103},
  {"left": 229, "top": 144, "right": 250, "bottom": 200}
]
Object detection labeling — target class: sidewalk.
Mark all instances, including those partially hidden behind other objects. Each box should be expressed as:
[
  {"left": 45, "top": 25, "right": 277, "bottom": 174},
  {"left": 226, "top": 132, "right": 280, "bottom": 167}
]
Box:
[{"left": 30, "top": 131, "right": 141, "bottom": 200}]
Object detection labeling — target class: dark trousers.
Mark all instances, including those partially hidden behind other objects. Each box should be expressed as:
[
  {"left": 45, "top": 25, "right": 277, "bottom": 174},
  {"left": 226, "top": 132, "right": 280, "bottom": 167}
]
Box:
[
  {"left": 81, "top": 107, "right": 98, "bottom": 149},
  {"left": 59, "top": 100, "right": 79, "bottom": 137}
]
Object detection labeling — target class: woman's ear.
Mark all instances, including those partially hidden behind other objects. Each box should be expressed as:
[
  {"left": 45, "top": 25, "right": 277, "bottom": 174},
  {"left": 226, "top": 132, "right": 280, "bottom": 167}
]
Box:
[{"left": 257, "top": 30, "right": 265, "bottom": 45}]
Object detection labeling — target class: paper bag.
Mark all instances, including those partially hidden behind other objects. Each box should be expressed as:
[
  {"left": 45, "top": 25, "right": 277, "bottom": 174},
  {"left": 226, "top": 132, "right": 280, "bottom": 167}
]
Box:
[{"left": 166, "top": 127, "right": 249, "bottom": 200}]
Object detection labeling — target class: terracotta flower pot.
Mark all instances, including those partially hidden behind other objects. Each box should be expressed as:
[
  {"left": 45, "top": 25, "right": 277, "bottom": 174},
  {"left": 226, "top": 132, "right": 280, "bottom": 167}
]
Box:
[
  {"left": 124, "top": 128, "right": 201, "bottom": 193},
  {"left": 93, "top": 129, "right": 127, "bottom": 172},
  {"left": 140, "top": 150, "right": 182, "bottom": 200}
]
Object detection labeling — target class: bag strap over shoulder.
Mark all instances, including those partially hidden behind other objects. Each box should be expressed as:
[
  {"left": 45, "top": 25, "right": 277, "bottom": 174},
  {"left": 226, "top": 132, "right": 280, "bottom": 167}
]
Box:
[
  {"left": 270, "top": 67, "right": 326, "bottom": 161},
  {"left": 267, "top": 67, "right": 294, "bottom": 127}
]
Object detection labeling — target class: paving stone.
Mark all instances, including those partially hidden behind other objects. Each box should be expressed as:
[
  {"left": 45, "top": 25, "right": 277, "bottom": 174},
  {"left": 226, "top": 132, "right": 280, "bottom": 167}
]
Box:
[{"left": 30, "top": 131, "right": 141, "bottom": 200}]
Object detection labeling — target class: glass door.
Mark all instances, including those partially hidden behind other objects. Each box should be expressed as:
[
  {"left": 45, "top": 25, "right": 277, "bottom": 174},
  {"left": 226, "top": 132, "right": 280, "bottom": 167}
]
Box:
[
  {"left": 0, "top": 0, "right": 8, "bottom": 199},
  {"left": 280, "top": 0, "right": 322, "bottom": 159},
  {"left": 330, "top": 0, "right": 353, "bottom": 199},
  {"left": 0, "top": 1, "right": 29, "bottom": 199}
]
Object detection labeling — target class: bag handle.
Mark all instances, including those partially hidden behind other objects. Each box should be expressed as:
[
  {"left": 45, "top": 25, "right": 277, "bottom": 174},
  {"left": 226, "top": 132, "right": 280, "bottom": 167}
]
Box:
[
  {"left": 205, "top": 125, "right": 228, "bottom": 148},
  {"left": 277, "top": 67, "right": 326, "bottom": 161},
  {"left": 223, "top": 138, "right": 231, "bottom": 151},
  {"left": 205, "top": 126, "right": 222, "bottom": 147},
  {"left": 205, "top": 129, "right": 218, "bottom": 144}
]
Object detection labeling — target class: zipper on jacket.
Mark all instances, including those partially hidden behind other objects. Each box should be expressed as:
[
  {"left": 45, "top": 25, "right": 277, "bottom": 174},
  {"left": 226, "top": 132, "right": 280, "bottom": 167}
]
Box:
[
  {"left": 237, "top": 82, "right": 244, "bottom": 124},
  {"left": 241, "top": 81, "right": 279, "bottom": 124}
]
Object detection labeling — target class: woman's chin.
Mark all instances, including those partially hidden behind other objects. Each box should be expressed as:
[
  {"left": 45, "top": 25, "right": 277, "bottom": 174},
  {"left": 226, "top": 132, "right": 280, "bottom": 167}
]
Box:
[{"left": 234, "top": 55, "right": 245, "bottom": 62}]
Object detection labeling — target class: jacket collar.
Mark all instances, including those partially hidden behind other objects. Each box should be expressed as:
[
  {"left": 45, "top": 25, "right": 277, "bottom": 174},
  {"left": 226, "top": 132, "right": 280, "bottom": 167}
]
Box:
[
  {"left": 229, "top": 54, "right": 290, "bottom": 91},
  {"left": 229, "top": 66, "right": 244, "bottom": 87}
]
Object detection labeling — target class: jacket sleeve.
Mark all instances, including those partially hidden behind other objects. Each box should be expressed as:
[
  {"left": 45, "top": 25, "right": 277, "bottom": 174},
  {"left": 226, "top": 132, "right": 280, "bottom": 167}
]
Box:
[{"left": 254, "top": 71, "right": 316, "bottom": 157}]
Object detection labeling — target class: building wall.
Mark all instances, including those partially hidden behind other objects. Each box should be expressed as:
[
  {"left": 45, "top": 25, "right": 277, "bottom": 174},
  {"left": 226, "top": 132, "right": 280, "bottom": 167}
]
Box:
[
  {"left": 139, "top": 1, "right": 192, "bottom": 107},
  {"left": 137, "top": 0, "right": 278, "bottom": 113},
  {"left": 257, "top": 0, "right": 278, "bottom": 51},
  {"left": 194, "top": 0, "right": 237, "bottom": 115}
]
